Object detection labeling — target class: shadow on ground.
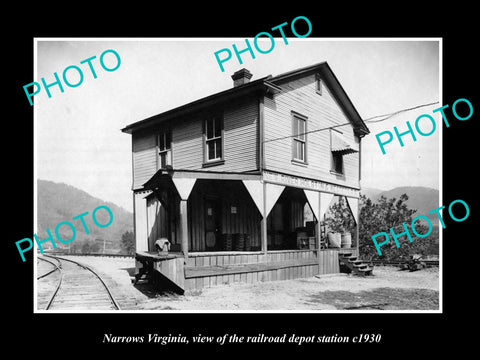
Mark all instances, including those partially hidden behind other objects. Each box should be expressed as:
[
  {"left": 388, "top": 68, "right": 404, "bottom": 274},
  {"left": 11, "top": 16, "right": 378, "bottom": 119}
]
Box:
[
  {"left": 121, "top": 267, "right": 184, "bottom": 300},
  {"left": 304, "top": 287, "right": 439, "bottom": 310}
]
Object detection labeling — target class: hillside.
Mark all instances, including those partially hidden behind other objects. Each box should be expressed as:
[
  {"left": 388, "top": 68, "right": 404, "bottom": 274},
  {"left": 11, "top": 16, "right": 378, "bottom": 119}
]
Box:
[
  {"left": 361, "top": 186, "right": 440, "bottom": 223},
  {"left": 37, "top": 179, "right": 133, "bottom": 251},
  {"left": 360, "top": 187, "right": 385, "bottom": 202}
]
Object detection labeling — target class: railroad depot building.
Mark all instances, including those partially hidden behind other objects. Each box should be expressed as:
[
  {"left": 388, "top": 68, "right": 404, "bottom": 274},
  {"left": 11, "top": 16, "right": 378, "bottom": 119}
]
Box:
[{"left": 121, "top": 62, "right": 370, "bottom": 293}]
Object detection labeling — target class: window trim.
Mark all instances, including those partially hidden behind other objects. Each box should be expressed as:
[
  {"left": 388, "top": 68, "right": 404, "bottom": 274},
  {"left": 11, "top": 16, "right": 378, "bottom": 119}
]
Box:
[
  {"left": 203, "top": 114, "right": 224, "bottom": 166},
  {"left": 291, "top": 111, "right": 308, "bottom": 164},
  {"left": 157, "top": 128, "right": 172, "bottom": 170}
]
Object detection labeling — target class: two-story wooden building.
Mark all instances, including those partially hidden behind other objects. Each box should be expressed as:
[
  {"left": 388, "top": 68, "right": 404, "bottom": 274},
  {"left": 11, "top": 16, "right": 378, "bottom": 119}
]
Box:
[{"left": 121, "top": 62, "right": 370, "bottom": 293}]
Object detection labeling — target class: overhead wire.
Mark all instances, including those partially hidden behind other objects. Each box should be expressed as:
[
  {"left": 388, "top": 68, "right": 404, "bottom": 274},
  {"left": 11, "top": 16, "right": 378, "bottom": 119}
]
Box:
[
  {"left": 362, "top": 101, "right": 440, "bottom": 123},
  {"left": 262, "top": 98, "right": 440, "bottom": 144}
]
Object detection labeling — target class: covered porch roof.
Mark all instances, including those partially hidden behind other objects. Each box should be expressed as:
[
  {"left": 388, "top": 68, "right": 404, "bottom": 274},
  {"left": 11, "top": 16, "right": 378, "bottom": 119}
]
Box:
[
  {"left": 143, "top": 168, "right": 262, "bottom": 189},
  {"left": 142, "top": 167, "right": 262, "bottom": 202}
]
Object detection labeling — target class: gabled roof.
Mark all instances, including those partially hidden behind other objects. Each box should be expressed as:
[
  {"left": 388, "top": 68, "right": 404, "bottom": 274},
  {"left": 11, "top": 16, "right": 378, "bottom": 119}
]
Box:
[
  {"left": 121, "top": 62, "right": 369, "bottom": 137},
  {"left": 268, "top": 61, "right": 369, "bottom": 136}
]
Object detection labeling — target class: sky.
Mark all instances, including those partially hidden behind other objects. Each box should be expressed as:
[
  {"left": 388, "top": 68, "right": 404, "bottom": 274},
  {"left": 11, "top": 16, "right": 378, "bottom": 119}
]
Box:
[{"left": 35, "top": 38, "right": 440, "bottom": 212}]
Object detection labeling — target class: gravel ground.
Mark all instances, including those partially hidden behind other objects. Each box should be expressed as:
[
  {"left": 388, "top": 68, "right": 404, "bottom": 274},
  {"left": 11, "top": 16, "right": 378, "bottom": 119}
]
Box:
[{"left": 52, "top": 255, "right": 439, "bottom": 311}]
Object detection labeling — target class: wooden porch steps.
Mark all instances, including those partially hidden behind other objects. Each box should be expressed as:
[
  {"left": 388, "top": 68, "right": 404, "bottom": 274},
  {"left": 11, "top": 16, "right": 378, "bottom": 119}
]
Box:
[
  {"left": 338, "top": 252, "right": 373, "bottom": 276},
  {"left": 185, "top": 258, "right": 318, "bottom": 279}
]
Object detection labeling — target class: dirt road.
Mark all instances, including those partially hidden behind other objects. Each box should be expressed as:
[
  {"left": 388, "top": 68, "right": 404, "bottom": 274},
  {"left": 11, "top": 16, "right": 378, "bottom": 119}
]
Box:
[{"left": 45, "top": 256, "right": 439, "bottom": 311}]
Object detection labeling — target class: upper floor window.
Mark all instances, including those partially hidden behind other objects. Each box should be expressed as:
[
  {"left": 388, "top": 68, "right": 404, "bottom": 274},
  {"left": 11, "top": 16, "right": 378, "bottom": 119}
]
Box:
[
  {"left": 330, "top": 129, "right": 358, "bottom": 175},
  {"left": 331, "top": 152, "right": 344, "bottom": 174},
  {"left": 292, "top": 112, "right": 307, "bottom": 163},
  {"left": 204, "top": 115, "right": 223, "bottom": 163},
  {"left": 157, "top": 129, "right": 171, "bottom": 169},
  {"left": 315, "top": 74, "right": 322, "bottom": 95}
]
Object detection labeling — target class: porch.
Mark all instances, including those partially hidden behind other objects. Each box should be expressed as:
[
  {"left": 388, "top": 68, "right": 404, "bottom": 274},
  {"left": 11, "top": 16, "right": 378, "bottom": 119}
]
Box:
[
  {"left": 183, "top": 248, "right": 357, "bottom": 291},
  {"left": 135, "top": 248, "right": 358, "bottom": 292},
  {"left": 134, "top": 169, "right": 361, "bottom": 292}
]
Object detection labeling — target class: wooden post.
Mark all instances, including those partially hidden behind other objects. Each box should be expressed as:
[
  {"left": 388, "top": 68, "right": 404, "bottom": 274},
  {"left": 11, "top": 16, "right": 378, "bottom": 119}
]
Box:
[
  {"left": 316, "top": 194, "right": 321, "bottom": 252},
  {"left": 259, "top": 95, "right": 267, "bottom": 263},
  {"left": 179, "top": 199, "right": 189, "bottom": 259},
  {"left": 356, "top": 201, "right": 360, "bottom": 257},
  {"left": 317, "top": 193, "right": 322, "bottom": 272},
  {"left": 261, "top": 181, "right": 268, "bottom": 261}
]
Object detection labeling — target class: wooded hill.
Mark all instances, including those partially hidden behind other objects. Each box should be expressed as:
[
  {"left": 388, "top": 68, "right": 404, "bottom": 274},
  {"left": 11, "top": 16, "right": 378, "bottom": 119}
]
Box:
[
  {"left": 361, "top": 186, "right": 440, "bottom": 224},
  {"left": 37, "top": 179, "right": 133, "bottom": 252}
]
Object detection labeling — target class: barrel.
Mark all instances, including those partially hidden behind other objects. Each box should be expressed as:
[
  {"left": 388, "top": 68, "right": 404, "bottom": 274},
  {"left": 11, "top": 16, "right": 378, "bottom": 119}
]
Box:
[
  {"left": 223, "top": 233, "right": 233, "bottom": 251},
  {"left": 341, "top": 232, "right": 352, "bottom": 248},
  {"left": 233, "top": 233, "right": 245, "bottom": 251},
  {"left": 328, "top": 232, "right": 341, "bottom": 248}
]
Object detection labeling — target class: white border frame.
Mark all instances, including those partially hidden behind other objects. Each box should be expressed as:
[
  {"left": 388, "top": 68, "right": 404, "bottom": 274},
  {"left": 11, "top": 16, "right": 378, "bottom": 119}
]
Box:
[{"left": 33, "top": 37, "right": 443, "bottom": 314}]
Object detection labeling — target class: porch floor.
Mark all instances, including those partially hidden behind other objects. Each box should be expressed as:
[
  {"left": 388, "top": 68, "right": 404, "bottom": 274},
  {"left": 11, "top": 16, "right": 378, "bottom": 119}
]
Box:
[{"left": 184, "top": 258, "right": 318, "bottom": 278}]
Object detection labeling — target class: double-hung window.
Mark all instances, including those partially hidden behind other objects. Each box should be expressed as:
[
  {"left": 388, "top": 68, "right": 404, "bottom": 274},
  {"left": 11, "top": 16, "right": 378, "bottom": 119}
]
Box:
[
  {"left": 205, "top": 116, "right": 223, "bottom": 163},
  {"left": 157, "top": 129, "right": 171, "bottom": 169},
  {"left": 292, "top": 112, "right": 307, "bottom": 163}
]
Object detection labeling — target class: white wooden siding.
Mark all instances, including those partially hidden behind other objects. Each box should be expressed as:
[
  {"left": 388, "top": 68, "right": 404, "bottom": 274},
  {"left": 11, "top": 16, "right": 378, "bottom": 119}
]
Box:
[
  {"left": 174, "top": 96, "right": 259, "bottom": 172},
  {"left": 131, "top": 96, "right": 259, "bottom": 190},
  {"left": 222, "top": 96, "right": 259, "bottom": 171},
  {"left": 264, "top": 74, "right": 360, "bottom": 188},
  {"left": 132, "top": 131, "right": 157, "bottom": 189},
  {"left": 172, "top": 117, "right": 203, "bottom": 169},
  {"left": 133, "top": 190, "right": 150, "bottom": 252}
]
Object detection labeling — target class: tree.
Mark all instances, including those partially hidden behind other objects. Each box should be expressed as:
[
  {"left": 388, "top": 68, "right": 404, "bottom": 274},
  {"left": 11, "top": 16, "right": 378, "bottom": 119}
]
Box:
[
  {"left": 89, "top": 241, "right": 100, "bottom": 253},
  {"left": 120, "top": 230, "right": 135, "bottom": 255},
  {"left": 358, "top": 194, "right": 437, "bottom": 261},
  {"left": 70, "top": 243, "right": 80, "bottom": 254},
  {"left": 81, "top": 241, "right": 91, "bottom": 254},
  {"left": 325, "top": 197, "right": 356, "bottom": 233}
]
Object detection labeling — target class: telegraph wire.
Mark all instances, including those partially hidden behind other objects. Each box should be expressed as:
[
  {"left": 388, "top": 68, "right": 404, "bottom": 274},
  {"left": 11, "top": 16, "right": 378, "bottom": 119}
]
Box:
[
  {"left": 362, "top": 101, "right": 440, "bottom": 123},
  {"left": 263, "top": 100, "right": 440, "bottom": 144}
]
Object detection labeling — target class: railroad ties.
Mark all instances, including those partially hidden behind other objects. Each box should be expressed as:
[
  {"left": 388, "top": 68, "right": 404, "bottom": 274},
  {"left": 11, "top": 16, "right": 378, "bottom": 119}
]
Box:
[{"left": 37, "top": 255, "right": 121, "bottom": 311}]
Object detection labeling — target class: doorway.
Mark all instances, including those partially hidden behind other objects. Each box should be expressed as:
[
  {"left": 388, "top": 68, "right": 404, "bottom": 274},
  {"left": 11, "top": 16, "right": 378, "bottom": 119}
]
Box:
[{"left": 205, "top": 196, "right": 221, "bottom": 251}]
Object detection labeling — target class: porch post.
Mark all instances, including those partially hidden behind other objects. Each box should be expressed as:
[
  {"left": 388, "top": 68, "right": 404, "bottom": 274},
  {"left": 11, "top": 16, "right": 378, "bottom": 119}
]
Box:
[
  {"left": 179, "top": 199, "right": 189, "bottom": 259},
  {"left": 262, "top": 182, "right": 285, "bottom": 260},
  {"left": 304, "top": 189, "right": 320, "bottom": 255},
  {"left": 356, "top": 202, "right": 360, "bottom": 257},
  {"left": 317, "top": 193, "right": 322, "bottom": 270},
  {"left": 318, "top": 192, "right": 334, "bottom": 270},
  {"left": 171, "top": 178, "right": 196, "bottom": 260},
  {"left": 346, "top": 196, "right": 360, "bottom": 257},
  {"left": 317, "top": 192, "right": 322, "bottom": 253},
  {"left": 261, "top": 181, "right": 268, "bottom": 258}
]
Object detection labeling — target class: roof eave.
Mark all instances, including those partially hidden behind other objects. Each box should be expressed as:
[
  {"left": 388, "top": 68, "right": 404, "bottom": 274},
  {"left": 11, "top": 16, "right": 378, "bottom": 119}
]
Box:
[
  {"left": 121, "top": 77, "right": 271, "bottom": 134},
  {"left": 270, "top": 62, "right": 370, "bottom": 136}
]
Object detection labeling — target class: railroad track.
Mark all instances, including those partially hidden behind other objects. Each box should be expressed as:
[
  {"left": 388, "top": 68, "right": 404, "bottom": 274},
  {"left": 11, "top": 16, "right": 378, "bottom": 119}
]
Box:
[
  {"left": 37, "top": 255, "right": 121, "bottom": 311},
  {"left": 368, "top": 259, "right": 439, "bottom": 267},
  {"left": 44, "top": 251, "right": 134, "bottom": 259},
  {"left": 37, "top": 255, "right": 61, "bottom": 280}
]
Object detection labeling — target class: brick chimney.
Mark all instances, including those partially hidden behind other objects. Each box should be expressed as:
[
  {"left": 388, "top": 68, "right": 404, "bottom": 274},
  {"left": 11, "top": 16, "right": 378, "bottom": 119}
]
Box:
[{"left": 231, "top": 68, "right": 253, "bottom": 87}]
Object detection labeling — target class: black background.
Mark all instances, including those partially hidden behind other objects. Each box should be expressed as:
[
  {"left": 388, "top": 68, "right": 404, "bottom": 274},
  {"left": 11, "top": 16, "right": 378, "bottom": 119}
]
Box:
[{"left": 5, "top": 5, "right": 475, "bottom": 355}]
